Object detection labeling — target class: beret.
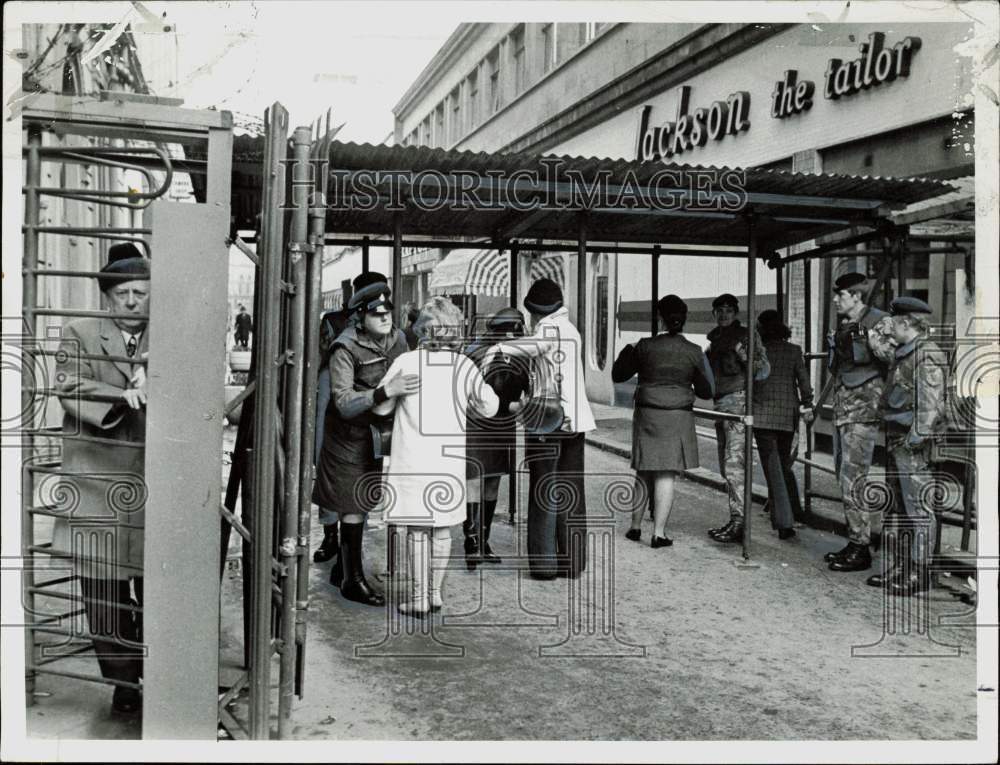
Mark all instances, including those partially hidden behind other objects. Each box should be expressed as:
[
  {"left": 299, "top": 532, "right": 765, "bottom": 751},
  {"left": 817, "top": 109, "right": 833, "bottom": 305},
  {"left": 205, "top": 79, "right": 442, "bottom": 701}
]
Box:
[
  {"left": 98, "top": 243, "right": 149, "bottom": 293},
  {"left": 833, "top": 272, "right": 867, "bottom": 291},
  {"left": 712, "top": 293, "right": 739, "bottom": 310},
  {"left": 524, "top": 278, "right": 563, "bottom": 316},
  {"left": 890, "top": 296, "right": 932, "bottom": 316}
]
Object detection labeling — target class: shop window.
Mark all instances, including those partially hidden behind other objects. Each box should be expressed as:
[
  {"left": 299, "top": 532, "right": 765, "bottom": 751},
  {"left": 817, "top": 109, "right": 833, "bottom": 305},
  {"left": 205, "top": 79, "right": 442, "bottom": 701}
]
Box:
[{"left": 595, "top": 275, "right": 609, "bottom": 370}]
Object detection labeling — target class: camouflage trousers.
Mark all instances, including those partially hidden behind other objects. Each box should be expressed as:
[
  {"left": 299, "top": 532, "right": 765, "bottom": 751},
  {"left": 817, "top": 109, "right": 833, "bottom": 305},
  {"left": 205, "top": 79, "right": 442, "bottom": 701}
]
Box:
[
  {"left": 885, "top": 440, "right": 937, "bottom": 564},
  {"left": 715, "top": 391, "right": 747, "bottom": 520},
  {"left": 833, "top": 421, "right": 879, "bottom": 546}
]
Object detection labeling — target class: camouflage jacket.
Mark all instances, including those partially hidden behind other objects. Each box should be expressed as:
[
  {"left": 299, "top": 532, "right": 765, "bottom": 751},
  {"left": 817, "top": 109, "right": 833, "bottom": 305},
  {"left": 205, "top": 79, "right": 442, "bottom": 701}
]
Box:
[
  {"left": 830, "top": 307, "right": 895, "bottom": 426},
  {"left": 882, "top": 333, "right": 948, "bottom": 448},
  {"left": 705, "top": 320, "right": 769, "bottom": 399}
]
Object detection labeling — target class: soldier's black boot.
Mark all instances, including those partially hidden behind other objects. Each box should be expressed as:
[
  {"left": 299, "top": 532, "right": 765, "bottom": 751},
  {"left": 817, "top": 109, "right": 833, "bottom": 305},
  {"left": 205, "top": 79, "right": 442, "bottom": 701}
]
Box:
[
  {"left": 823, "top": 541, "right": 853, "bottom": 563},
  {"left": 481, "top": 499, "right": 502, "bottom": 564},
  {"left": 708, "top": 519, "right": 735, "bottom": 538},
  {"left": 712, "top": 520, "right": 744, "bottom": 544},
  {"left": 339, "top": 522, "right": 385, "bottom": 606},
  {"left": 313, "top": 523, "right": 339, "bottom": 563},
  {"left": 888, "top": 565, "right": 931, "bottom": 597},
  {"left": 464, "top": 502, "right": 481, "bottom": 571},
  {"left": 828, "top": 542, "right": 872, "bottom": 572}
]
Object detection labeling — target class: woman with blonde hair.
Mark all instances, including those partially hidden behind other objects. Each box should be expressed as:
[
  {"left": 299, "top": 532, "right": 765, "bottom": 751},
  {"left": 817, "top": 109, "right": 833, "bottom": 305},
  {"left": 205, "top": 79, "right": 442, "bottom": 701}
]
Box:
[{"left": 374, "top": 297, "right": 499, "bottom": 616}]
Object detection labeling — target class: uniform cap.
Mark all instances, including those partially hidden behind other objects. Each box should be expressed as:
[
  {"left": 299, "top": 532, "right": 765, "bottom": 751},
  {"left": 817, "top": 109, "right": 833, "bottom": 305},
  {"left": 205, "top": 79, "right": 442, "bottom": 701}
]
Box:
[
  {"left": 890, "top": 296, "right": 933, "bottom": 316},
  {"left": 487, "top": 307, "right": 525, "bottom": 332},
  {"left": 712, "top": 293, "right": 739, "bottom": 311},
  {"left": 348, "top": 281, "right": 393, "bottom": 314},
  {"left": 833, "top": 272, "right": 867, "bottom": 292}
]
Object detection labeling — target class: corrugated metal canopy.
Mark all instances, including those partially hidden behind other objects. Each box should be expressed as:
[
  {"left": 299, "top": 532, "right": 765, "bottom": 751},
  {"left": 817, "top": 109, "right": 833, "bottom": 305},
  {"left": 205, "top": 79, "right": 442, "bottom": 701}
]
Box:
[{"left": 323, "top": 141, "right": 955, "bottom": 250}]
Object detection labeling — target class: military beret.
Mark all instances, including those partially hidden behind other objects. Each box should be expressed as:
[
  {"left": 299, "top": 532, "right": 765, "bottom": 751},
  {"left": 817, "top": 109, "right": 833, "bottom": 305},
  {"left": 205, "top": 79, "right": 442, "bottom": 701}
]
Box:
[
  {"left": 890, "top": 296, "right": 933, "bottom": 316},
  {"left": 712, "top": 293, "right": 739, "bottom": 311},
  {"left": 98, "top": 243, "right": 149, "bottom": 293},
  {"left": 833, "top": 272, "right": 867, "bottom": 292},
  {"left": 348, "top": 281, "right": 393, "bottom": 314}
]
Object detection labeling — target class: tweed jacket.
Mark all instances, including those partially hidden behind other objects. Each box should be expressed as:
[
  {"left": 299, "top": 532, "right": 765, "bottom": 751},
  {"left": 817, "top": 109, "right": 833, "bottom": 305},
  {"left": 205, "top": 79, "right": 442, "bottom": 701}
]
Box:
[{"left": 752, "top": 339, "right": 813, "bottom": 432}]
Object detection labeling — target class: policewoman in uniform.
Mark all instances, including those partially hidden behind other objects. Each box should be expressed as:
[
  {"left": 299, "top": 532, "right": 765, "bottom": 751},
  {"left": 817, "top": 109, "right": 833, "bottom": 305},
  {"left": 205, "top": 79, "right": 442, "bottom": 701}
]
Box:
[
  {"left": 866, "top": 296, "right": 948, "bottom": 596},
  {"left": 312, "top": 272, "right": 414, "bottom": 606},
  {"left": 823, "top": 272, "right": 896, "bottom": 572},
  {"left": 705, "top": 293, "right": 769, "bottom": 544}
]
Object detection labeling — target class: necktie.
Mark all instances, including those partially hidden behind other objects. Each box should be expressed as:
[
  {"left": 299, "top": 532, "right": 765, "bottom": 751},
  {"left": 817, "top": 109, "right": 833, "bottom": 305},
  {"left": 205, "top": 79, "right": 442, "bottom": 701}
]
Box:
[{"left": 126, "top": 336, "right": 137, "bottom": 358}]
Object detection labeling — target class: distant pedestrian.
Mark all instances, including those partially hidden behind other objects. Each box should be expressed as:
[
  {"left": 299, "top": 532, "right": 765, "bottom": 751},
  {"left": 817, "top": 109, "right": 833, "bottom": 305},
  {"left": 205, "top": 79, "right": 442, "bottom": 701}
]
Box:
[
  {"left": 752, "top": 310, "right": 814, "bottom": 540},
  {"left": 612, "top": 295, "right": 714, "bottom": 548},
  {"left": 375, "top": 297, "right": 499, "bottom": 616},
  {"left": 234, "top": 304, "right": 252, "bottom": 349},
  {"left": 705, "top": 293, "right": 769, "bottom": 544}
]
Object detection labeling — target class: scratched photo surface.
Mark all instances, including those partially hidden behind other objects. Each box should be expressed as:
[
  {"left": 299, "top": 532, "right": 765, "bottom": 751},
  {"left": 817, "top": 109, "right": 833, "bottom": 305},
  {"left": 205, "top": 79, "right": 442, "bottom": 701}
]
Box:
[{"left": 1, "top": 1, "right": 997, "bottom": 763}]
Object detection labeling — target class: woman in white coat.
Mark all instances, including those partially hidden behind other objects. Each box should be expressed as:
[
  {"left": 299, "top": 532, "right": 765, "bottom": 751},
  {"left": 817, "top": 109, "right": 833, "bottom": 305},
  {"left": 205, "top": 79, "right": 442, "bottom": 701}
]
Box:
[{"left": 374, "top": 297, "right": 499, "bottom": 617}]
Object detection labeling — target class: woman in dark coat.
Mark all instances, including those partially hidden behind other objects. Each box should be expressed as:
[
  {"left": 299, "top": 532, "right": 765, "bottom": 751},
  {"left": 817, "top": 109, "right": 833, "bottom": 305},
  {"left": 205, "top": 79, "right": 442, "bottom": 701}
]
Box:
[
  {"left": 612, "top": 295, "right": 715, "bottom": 547},
  {"left": 463, "top": 308, "right": 529, "bottom": 569},
  {"left": 752, "top": 309, "right": 814, "bottom": 539},
  {"left": 312, "top": 274, "right": 414, "bottom": 605}
]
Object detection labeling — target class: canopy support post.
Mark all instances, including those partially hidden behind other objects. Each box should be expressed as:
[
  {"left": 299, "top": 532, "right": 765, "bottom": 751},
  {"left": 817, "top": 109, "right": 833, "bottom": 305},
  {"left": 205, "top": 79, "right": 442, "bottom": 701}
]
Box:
[
  {"left": 803, "top": 256, "right": 813, "bottom": 521},
  {"left": 577, "top": 215, "right": 587, "bottom": 352},
  {"left": 651, "top": 245, "right": 660, "bottom": 336},
  {"left": 742, "top": 214, "right": 758, "bottom": 564}
]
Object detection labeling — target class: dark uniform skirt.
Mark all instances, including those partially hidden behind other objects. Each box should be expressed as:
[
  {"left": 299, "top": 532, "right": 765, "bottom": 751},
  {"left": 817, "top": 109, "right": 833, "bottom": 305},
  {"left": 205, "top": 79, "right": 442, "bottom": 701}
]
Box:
[
  {"left": 312, "top": 421, "right": 384, "bottom": 515},
  {"left": 631, "top": 406, "right": 699, "bottom": 472},
  {"left": 466, "top": 426, "right": 517, "bottom": 480}
]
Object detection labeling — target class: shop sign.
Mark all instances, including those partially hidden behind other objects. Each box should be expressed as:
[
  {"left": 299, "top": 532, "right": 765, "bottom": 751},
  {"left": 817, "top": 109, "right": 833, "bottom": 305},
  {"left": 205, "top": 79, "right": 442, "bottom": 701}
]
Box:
[{"left": 636, "top": 31, "right": 922, "bottom": 159}]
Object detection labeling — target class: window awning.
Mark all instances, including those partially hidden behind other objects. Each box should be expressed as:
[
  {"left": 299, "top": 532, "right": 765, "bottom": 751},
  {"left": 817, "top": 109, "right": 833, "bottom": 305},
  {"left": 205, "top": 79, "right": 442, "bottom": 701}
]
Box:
[{"left": 428, "top": 249, "right": 566, "bottom": 297}]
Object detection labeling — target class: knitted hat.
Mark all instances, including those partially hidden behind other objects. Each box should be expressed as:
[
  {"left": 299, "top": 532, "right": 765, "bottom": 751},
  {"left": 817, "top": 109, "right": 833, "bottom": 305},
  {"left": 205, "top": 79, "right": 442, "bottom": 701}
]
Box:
[{"left": 523, "top": 278, "right": 563, "bottom": 315}]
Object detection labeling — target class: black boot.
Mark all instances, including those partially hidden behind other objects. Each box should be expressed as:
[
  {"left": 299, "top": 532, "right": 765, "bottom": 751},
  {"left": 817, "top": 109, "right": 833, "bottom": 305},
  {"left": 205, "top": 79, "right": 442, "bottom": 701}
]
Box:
[
  {"left": 887, "top": 565, "right": 931, "bottom": 597},
  {"left": 329, "top": 549, "right": 343, "bottom": 587},
  {"left": 313, "top": 523, "right": 339, "bottom": 563},
  {"left": 338, "top": 522, "right": 384, "bottom": 606},
  {"left": 464, "top": 502, "right": 481, "bottom": 571},
  {"left": 712, "top": 520, "right": 744, "bottom": 544},
  {"left": 823, "top": 541, "right": 853, "bottom": 563},
  {"left": 708, "top": 519, "right": 735, "bottom": 538},
  {"left": 481, "top": 499, "right": 501, "bottom": 564},
  {"left": 828, "top": 542, "right": 872, "bottom": 572},
  {"left": 866, "top": 552, "right": 902, "bottom": 587}
]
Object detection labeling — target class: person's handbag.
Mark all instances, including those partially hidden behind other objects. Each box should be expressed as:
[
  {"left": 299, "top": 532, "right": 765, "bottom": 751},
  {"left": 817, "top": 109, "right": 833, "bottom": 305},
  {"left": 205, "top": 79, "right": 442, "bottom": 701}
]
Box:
[{"left": 370, "top": 417, "right": 393, "bottom": 460}]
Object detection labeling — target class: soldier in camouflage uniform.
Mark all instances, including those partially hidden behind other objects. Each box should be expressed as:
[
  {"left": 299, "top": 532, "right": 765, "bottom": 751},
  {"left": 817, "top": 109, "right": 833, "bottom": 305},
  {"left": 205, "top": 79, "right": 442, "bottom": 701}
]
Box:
[
  {"left": 824, "top": 273, "right": 896, "bottom": 572},
  {"left": 866, "top": 297, "right": 948, "bottom": 596},
  {"left": 705, "top": 293, "right": 769, "bottom": 544}
]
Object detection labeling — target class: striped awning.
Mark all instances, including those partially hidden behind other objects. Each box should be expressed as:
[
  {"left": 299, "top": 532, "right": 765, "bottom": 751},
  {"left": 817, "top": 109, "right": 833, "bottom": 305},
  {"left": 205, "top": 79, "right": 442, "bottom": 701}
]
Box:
[{"left": 429, "top": 250, "right": 566, "bottom": 297}]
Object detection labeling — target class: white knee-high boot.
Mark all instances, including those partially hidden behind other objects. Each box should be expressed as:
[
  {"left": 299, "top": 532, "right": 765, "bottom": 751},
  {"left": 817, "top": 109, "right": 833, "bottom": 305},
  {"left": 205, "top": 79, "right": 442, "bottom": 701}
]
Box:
[
  {"left": 398, "top": 528, "right": 430, "bottom": 617},
  {"left": 430, "top": 527, "right": 452, "bottom": 612}
]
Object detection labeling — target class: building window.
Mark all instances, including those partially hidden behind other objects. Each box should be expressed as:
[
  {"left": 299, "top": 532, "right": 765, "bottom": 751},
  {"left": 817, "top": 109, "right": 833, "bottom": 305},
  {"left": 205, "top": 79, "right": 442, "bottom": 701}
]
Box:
[
  {"left": 466, "top": 69, "right": 479, "bottom": 129},
  {"left": 511, "top": 25, "right": 526, "bottom": 96},
  {"left": 487, "top": 46, "right": 501, "bottom": 114},
  {"left": 450, "top": 86, "right": 461, "bottom": 144},
  {"left": 434, "top": 103, "right": 445, "bottom": 147},
  {"left": 541, "top": 23, "right": 556, "bottom": 74}
]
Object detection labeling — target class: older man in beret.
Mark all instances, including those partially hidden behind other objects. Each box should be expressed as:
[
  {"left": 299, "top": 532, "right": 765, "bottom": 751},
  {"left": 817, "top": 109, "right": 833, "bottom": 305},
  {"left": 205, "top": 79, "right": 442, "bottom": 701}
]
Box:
[
  {"left": 52, "top": 242, "right": 150, "bottom": 714},
  {"left": 866, "top": 296, "right": 948, "bottom": 596},
  {"left": 824, "top": 272, "right": 896, "bottom": 573}
]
